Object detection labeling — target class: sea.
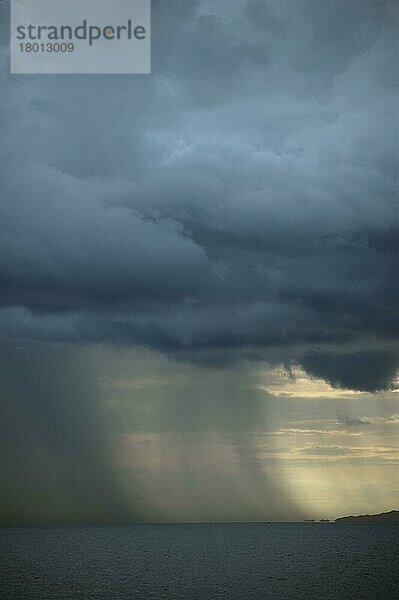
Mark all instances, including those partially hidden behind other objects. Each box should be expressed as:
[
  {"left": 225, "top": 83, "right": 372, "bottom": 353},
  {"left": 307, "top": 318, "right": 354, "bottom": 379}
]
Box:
[{"left": 1, "top": 523, "right": 398, "bottom": 599}]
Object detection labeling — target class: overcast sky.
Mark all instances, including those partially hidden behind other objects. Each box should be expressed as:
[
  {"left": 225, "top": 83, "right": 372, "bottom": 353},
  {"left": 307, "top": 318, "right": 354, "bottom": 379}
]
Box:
[{"left": 1, "top": 0, "right": 398, "bottom": 524}]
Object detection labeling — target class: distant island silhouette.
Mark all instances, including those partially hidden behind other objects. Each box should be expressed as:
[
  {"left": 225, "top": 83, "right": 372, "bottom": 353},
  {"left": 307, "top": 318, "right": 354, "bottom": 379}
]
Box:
[{"left": 334, "top": 509, "right": 399, "bottom": 524}]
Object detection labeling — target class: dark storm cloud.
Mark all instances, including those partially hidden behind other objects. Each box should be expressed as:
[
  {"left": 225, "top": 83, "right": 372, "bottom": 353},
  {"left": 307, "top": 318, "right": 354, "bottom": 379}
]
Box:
[
  {"left": 0, "top": 0, "right": 398, "bottom": 391},
  {"left": 301, "top": 350, "right": 398, "bottom": 393}
]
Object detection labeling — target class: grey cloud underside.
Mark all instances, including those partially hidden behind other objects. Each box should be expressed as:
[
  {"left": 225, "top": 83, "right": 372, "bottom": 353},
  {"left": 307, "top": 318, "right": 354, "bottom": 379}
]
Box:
[
  {"left": 0, "top": 0, "right": 398, "bottom": 390},
  {"left": 302, "top": 350, "right": 398, "bottom": 392}
]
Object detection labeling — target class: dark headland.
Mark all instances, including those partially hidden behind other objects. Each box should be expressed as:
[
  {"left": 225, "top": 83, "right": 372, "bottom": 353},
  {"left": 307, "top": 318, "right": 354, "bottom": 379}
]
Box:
[{"left": 335, "top": 510, "right": 399, "bottom": 524}]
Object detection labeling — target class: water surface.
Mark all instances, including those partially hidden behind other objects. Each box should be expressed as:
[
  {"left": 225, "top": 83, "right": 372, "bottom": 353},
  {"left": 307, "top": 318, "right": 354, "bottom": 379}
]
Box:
[{"left": 1, "top": 523, "right": 398, "bottom": 599}]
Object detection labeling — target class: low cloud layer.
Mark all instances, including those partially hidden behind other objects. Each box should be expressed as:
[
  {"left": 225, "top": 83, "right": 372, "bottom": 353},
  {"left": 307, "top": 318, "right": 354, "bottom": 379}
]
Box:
[{"left": 0, "top": 0, "right": 398, "bottom": 391}]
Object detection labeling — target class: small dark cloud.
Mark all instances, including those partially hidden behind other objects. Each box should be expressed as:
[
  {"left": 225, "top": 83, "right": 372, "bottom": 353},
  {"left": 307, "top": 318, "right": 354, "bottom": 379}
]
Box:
[
  {"left": 298, "top": 446, "right": 354, "bottom": 457},
  {"left": 337, "top": 415, "right": 371, "bottom": 428}
]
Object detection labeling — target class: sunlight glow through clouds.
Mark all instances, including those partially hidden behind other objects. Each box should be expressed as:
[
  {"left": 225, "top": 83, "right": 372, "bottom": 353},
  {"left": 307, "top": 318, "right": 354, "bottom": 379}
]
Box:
[{"left": 98, "top": 352, "right": 399, "bottom": 520}]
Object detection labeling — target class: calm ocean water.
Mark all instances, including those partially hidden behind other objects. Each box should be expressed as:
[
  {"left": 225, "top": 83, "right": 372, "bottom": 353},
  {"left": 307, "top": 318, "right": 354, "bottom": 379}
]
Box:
[{"left": 0, "top": 523, "right": 398, "bottom": 599}]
